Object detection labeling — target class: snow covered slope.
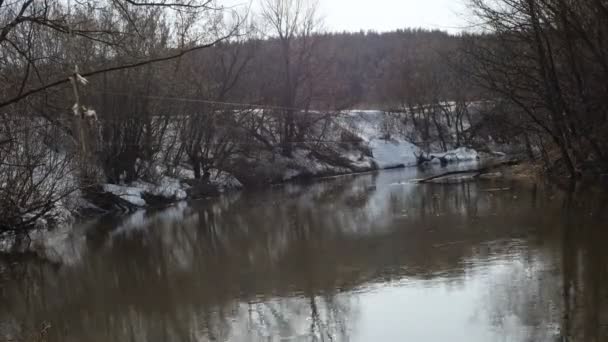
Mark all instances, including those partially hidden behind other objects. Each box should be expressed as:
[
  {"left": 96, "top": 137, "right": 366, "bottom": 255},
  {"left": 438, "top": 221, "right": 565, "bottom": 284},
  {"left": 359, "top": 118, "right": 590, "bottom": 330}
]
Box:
[
  {"left": 343, "top": 110, "right": 480, "bottom": 169},
  {"left": 369, "top": 139, "right": 420, "bottom": 168},
  {"left": 346, "top": 110, "right": 421, "bottom": 168}
]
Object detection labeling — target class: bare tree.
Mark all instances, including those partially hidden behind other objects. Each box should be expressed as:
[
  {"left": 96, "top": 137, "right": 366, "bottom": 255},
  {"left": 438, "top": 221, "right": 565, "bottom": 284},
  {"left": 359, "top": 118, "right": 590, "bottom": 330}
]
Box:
[
  {"left": 0, "top": 113, "right": 77, "bottom": 238},
  {"left": 175, "top": 28, "right": 257, "bottom": 180},
  {"left": 260, "top": 0, "right": 322, "bottom": 156},
  {"left": 465, "top": 0, "right": 608, "bottom": 178},
  {"left": 0, "top": 0, "right": 241, "bottom": 234}
]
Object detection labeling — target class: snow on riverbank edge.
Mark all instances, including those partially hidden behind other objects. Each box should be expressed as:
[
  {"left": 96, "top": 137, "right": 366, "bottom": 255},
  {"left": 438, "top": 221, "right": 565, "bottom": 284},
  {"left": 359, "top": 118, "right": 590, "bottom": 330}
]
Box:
[{"left": 1, "top": 110, "right": 486, "bottom": 254}]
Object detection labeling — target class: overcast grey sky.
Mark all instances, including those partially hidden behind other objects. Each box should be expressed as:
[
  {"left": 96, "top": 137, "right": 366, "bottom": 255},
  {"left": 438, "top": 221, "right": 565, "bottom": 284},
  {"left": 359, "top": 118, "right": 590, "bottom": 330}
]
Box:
[
  {"left": 226, "top": 0, "right": 472, "bottom": 34},
  {"left": 318, "top": 0, "right": 471, "bottom": 33}
]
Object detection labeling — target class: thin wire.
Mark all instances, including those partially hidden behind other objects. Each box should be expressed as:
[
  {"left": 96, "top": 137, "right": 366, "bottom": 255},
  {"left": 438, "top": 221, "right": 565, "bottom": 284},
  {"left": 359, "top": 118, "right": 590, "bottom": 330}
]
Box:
[
  {"left": 1, "top": 92, "right": 377, "bottom": 145},
  {"left": 96, "top": 140, "right": 369, "bottom": 147},
  {"left": 91, "top": 91, "right": 341, "bottom": 114}
]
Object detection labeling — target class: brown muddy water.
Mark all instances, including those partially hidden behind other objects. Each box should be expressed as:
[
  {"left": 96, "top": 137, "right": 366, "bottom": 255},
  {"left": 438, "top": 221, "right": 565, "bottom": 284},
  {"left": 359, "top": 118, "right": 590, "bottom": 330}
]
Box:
[{"left": 1, "top": 165, "right": 608, "bottom": 342}]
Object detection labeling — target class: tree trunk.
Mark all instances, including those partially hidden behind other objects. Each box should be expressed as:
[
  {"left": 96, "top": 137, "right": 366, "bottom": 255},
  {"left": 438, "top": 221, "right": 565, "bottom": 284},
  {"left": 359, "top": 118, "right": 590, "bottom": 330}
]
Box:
[{"left": 192, "top": 154, "right": 202, "bottom": 179}]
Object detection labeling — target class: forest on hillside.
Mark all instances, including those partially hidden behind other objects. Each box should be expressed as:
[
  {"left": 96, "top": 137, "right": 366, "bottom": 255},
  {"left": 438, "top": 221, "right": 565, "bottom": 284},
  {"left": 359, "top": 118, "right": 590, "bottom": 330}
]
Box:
[{"left": 1, "top": 0, "right": 607, "bottom": 238}]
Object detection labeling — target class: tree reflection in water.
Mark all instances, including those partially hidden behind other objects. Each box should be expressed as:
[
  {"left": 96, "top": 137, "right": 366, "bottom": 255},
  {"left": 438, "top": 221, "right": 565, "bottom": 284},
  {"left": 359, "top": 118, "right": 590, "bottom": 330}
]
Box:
[{"left": 1, "top": 168, "right": 607, "bottom": 341}]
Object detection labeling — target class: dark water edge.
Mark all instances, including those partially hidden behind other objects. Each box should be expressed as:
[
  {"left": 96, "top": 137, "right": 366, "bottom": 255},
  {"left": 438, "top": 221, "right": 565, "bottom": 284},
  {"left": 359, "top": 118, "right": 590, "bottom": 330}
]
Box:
[{"left": 1, "top": 164, "right": 608, "bottom": 341}]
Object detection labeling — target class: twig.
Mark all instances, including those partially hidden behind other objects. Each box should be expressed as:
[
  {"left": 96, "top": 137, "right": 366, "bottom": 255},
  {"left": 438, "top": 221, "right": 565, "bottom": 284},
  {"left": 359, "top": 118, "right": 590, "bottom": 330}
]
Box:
[{"left": 0, "top": 33, "right": 234, "bottom": 108}]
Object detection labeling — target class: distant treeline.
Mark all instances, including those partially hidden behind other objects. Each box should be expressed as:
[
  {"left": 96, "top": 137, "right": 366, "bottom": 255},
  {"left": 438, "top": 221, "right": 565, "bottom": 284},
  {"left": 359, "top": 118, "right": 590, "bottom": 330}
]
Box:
[{"left": 218, "top": 29, "right": 467, "bottom": 109}]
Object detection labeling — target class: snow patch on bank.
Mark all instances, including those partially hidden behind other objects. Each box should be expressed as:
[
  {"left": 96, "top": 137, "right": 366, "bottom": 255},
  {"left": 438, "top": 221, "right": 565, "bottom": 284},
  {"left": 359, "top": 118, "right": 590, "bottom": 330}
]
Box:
[
  {"left": 212, "top": 171, "right": 244, "bottom": 191},
  {"left": 103, "top": 184, "right": 147, "bottom": 207},
  {"left": 430, "top": 147, "right": 480, "bottom": 163},
  {"left": 343, "top": 110, "right": 481, "bottom": 169},
  {"left": 132, "top": 177, "right": 188, "bottom": 201},
  {"left": 279, "top": 148, "right": 368, "bottom": 182},
  {"left": 346, "top": 110, "right": 422, "bottom": 169},
  {"left": 103, "top": 176, "right": 188, "bottom": 207},
  {"left": 101, "top": 171, "right": 241, "bottom": 207},
  {"left": 171, "top": 166, "right": 243, "bottom": 191},
  {"left": 369, "top": 139, "right": 420, "bottom": 168}
]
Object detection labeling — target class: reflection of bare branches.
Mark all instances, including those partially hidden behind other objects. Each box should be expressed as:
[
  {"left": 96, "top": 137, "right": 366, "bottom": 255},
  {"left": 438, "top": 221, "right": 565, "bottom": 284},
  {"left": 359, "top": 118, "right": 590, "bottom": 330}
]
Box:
[
  {"left": 309, "top": 296, "right": 321, "bottom": 341},
  {"left": 3, "top": 173, "right": 607, "bottom": 341},
  {"left": 240, "top": 295, "right": 351, "bottom": 342}
]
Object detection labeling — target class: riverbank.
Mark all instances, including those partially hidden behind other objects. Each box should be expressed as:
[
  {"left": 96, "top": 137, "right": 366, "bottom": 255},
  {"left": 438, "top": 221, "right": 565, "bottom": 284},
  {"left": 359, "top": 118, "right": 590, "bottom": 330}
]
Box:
[
  {"left": 0, "top": 150, "right": 485, "bottom": 256},
  {"left": 0, "top": 158, "right": 524, "bottom": 260},
  {"left": 0, "top": 109, "right": 494, "bottom": 254}
]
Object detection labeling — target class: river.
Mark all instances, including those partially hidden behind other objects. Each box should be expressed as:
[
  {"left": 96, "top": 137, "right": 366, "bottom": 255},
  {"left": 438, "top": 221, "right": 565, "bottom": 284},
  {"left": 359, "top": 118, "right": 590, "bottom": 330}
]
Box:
[{"left": 1, "top": 165, "right": 607, "bottom": 341}]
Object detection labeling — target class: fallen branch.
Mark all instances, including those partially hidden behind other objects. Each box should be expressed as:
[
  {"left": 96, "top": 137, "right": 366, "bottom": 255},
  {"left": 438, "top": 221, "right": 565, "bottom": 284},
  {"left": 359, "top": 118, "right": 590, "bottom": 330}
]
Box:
[
  {"left": 481, "top": 187, "right": 511, "bottom": 192},
  {"left": 416, "top": 159, "right": 521, "bottom": 183}
]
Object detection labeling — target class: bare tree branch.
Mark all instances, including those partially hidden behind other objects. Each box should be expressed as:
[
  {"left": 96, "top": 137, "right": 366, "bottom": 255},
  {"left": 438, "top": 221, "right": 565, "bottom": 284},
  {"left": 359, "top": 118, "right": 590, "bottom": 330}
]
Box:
[{"left": 0, "top": 34, "right": 233, "bottom": 108}]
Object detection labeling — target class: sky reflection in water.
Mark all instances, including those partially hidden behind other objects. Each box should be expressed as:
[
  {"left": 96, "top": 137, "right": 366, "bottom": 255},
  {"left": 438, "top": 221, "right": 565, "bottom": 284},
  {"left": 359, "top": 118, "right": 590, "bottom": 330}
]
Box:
[{"left": 1, "top": 166, "right": 607, "bottom": 341}]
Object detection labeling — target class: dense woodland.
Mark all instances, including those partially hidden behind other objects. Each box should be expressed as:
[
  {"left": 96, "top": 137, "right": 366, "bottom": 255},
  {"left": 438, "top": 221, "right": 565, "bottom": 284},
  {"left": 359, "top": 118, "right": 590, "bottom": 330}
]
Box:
[{"left": 0, "top": 0, "right": 607, "bottom": 236}]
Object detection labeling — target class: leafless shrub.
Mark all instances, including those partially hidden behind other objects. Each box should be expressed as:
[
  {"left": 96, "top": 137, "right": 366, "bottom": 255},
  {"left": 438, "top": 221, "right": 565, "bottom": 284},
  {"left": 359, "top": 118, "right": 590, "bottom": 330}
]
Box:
[{"left": 0, "top": 113, "right": 77, "bottom": 237}]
